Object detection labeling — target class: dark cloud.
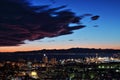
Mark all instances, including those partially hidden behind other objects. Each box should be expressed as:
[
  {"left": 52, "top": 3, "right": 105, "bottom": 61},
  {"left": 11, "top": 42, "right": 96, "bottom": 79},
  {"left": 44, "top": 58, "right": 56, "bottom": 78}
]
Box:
[
  {"left": 93, "top": 25, "right": 99, "bottom": 27},
  {"left": 48, "top": 40, "right": 55, "bottom": 42},
  {"left": 68, "top": 39, "right": 73, "bottom": 41},
  {"left": 91, "top": 15, "right": 100, "bottom": 20},
  {"left": 0, "top": 0, "right": 97, "bottom": 46}
]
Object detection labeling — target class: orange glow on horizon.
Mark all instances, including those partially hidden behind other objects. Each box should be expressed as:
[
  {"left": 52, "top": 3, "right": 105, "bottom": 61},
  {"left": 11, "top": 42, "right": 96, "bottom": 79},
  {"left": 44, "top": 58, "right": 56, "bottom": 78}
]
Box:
[{"left": 0, "top": 43, "right": 120, "bottom": 52}]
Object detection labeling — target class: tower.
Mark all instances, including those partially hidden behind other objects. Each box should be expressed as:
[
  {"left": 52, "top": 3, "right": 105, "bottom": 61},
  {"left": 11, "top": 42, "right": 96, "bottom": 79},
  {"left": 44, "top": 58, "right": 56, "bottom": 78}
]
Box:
[{"left": 42, "top": 54, "right": 48, "bottom": 64}]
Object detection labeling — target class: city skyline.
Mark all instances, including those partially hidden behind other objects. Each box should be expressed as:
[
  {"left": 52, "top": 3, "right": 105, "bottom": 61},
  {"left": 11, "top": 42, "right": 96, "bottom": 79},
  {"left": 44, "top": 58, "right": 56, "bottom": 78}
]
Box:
[{"left": 0, "top": 0, "right": 120, "bottom": 52}]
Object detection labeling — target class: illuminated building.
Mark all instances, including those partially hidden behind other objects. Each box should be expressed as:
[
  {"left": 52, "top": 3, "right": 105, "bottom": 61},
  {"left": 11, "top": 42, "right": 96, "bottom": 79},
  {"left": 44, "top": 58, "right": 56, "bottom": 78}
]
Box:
[
  {"left": 29, "top": 71, "right": 39, "bottom": 79},
  {"left": 42, "top": 54, "right": 48, "bottom": 64},
  {"left": 50, "top": 58, "right": 57, "bottom": 65}
]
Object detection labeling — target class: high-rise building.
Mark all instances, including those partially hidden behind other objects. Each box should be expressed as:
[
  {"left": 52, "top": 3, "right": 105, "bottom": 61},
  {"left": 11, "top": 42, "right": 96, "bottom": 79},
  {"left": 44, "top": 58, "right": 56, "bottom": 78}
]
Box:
[
  {"left": 50, "top": 58, "right": 57, "bottom": 65},
  {"left": 42, "top": 54, "right": 48, "bottom": 64}
]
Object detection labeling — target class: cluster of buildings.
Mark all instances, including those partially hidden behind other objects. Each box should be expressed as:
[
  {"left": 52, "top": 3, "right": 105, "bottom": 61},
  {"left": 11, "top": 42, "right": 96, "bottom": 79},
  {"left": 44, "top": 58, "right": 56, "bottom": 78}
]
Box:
[
  {"left": 0, "top": 54, "right": 59, "bottom": 79},
  {"left": 85, "top": 56, "right": 120, "bottom": 64},
  {"left": 0, "top": 53, "right": 120, "bottom": 79},
  {"left": 60, "top": 53, "right": 120, "bottom": 64}
]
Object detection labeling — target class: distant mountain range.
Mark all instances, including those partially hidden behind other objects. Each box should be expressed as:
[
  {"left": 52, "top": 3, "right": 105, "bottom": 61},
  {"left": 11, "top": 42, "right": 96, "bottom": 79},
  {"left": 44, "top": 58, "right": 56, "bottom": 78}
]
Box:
[
  {"left": 0, "top": 48, "right": 120, "bottom": 61},
  {"left": 1, "top": 48, "right": 120, "bottom": 54}
]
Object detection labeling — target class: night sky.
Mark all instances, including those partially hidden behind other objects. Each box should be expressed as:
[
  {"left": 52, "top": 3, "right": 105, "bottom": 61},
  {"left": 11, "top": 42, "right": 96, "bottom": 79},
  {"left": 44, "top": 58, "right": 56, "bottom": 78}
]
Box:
[{"left": 0, "top": 0, "right": 120, "bottom": 52}]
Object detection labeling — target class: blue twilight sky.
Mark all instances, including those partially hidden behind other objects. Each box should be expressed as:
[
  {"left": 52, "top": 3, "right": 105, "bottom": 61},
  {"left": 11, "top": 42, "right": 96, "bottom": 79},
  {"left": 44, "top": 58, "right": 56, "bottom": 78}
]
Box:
[{"left": 0, "top": 0, "right": 120, "bottom": 52}]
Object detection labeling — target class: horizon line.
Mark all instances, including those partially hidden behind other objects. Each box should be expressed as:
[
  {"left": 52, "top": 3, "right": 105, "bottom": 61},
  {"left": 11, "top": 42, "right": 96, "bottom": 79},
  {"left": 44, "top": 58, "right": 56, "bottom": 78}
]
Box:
[{"left": 0, "top": 47, "right": 120, "bottom": 53}]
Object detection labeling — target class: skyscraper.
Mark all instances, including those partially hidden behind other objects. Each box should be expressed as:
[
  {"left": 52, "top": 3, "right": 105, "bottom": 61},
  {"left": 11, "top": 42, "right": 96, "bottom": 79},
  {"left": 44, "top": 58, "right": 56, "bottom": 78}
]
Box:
[{"left": 42, "top": 54, "right": 48, "bottom": 64}]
